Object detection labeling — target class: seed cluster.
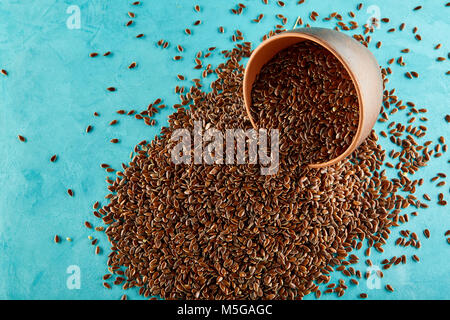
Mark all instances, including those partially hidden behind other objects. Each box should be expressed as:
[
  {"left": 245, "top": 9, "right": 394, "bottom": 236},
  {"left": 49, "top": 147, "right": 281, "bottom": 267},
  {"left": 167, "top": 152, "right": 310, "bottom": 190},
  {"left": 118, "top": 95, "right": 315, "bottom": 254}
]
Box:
[
  {"left": 95, "top": 40, "right": 424, "bottom": 300},
  {"left": 250, "top": 41, "right": 359, "bottom": 165}
]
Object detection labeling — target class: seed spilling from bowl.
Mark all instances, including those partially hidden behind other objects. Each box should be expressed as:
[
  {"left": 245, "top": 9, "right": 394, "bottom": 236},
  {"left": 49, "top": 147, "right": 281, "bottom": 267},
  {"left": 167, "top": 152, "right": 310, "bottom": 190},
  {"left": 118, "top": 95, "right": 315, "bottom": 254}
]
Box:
[{"left": 98, "top": 39, "right": 405, "bottom": 300}]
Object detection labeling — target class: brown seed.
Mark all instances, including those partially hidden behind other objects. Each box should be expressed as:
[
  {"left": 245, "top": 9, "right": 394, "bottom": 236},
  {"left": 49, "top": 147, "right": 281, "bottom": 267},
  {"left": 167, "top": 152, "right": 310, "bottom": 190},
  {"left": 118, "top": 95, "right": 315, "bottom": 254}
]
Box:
[
  {"left": 85, "top": 221, "right": 92, "bottom": 229},
  {"left": 128, "top": 62, "right": 137, "bottom": 69},
  {"left": 18, "top": 135, "right": 26, "bottom": 142},
  {"left": 413, "top": 6, "right": 422, "bottom": 11},
  {"left": 126, "top": 20, "right": 133, "bottom": 27},
  {"left": 385, "top": 285, "right": 394, "bottom": 292},
  {"left": 107, "top": 87, "right": 116, "bottom": 92},
  {"left": 103, "top": 51, "right": 111, "bottom": 56},
  {"left": 86, "top": 125, "right": 93, "bottom": 133},
  {"left": 110, "top": 139, "right": 119, "bottom": 144},
  {"left": 1, "top": 69, "right": 8, "bottom": 76},
  {"left": 423, "top": 229, "right": 430, "bottom": 238},
  {"left": 67, "top": 189, "right": 74, "bottom": 197},
  {"left": 360, "top": 293, "right": 368, "bottom": 299},
  {"left": 128, "top": 12, "right": 135, "bottom": 18},
  {"left": 136, "top": 33, "right": 144, "bottom": 38},
  {"left": 89, "top": 53, "right": 98, "bottom": 57},
  {"left": 50, "top": 155, "right": 57, "bottom": 162},
  {"left": 54, "top": 235, "right": 60, "bottom": 243},
  {"left": 109, "top": 120, "right": 118, "bottom": 126},
  {"left": 103, "top": 282, "right": 111, "bottom": 289}
]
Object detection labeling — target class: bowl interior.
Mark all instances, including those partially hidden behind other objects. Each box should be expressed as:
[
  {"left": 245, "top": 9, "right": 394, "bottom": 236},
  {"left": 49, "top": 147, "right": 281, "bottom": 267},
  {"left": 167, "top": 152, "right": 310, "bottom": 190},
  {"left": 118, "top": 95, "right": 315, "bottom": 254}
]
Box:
[{"left": 243, "top": 32, "right": 365, "bottom": 168}]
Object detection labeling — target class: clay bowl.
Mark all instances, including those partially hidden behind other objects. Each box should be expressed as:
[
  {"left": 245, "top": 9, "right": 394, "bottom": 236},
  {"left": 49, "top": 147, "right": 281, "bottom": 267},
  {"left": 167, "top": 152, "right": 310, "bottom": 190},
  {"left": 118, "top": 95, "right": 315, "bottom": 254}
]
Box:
[{"left": 243, "top": 27, "right": 383, "bottom": 168}]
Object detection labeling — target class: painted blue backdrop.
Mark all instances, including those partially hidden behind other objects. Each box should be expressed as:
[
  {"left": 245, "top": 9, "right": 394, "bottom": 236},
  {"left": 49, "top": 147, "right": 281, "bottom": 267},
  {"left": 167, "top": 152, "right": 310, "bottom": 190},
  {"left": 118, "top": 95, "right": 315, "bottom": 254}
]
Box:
[{"left": 0, "top": 0, "right": 448, "bottom": 300}]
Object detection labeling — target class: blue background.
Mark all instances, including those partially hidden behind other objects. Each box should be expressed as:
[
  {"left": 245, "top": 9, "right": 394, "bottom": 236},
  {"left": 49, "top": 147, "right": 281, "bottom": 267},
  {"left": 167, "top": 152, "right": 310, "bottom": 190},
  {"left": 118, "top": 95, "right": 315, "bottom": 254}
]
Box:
[{"left": 0, "top": 0, "right": 448, "bottom": 300}]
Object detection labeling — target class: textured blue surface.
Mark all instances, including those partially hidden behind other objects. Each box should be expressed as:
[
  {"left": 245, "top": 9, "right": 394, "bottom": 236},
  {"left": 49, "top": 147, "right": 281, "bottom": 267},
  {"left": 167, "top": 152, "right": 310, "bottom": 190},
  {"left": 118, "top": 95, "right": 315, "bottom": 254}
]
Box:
[{"left": 0, "top": 0, "right": 448, "bottom": 300}]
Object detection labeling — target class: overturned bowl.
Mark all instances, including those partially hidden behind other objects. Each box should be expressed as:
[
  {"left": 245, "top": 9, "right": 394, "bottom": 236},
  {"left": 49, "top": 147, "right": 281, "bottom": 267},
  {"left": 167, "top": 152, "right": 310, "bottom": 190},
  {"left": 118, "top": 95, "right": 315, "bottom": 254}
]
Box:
[{"left": 243, "top": 27, "right": 383, "bottom": 168}]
